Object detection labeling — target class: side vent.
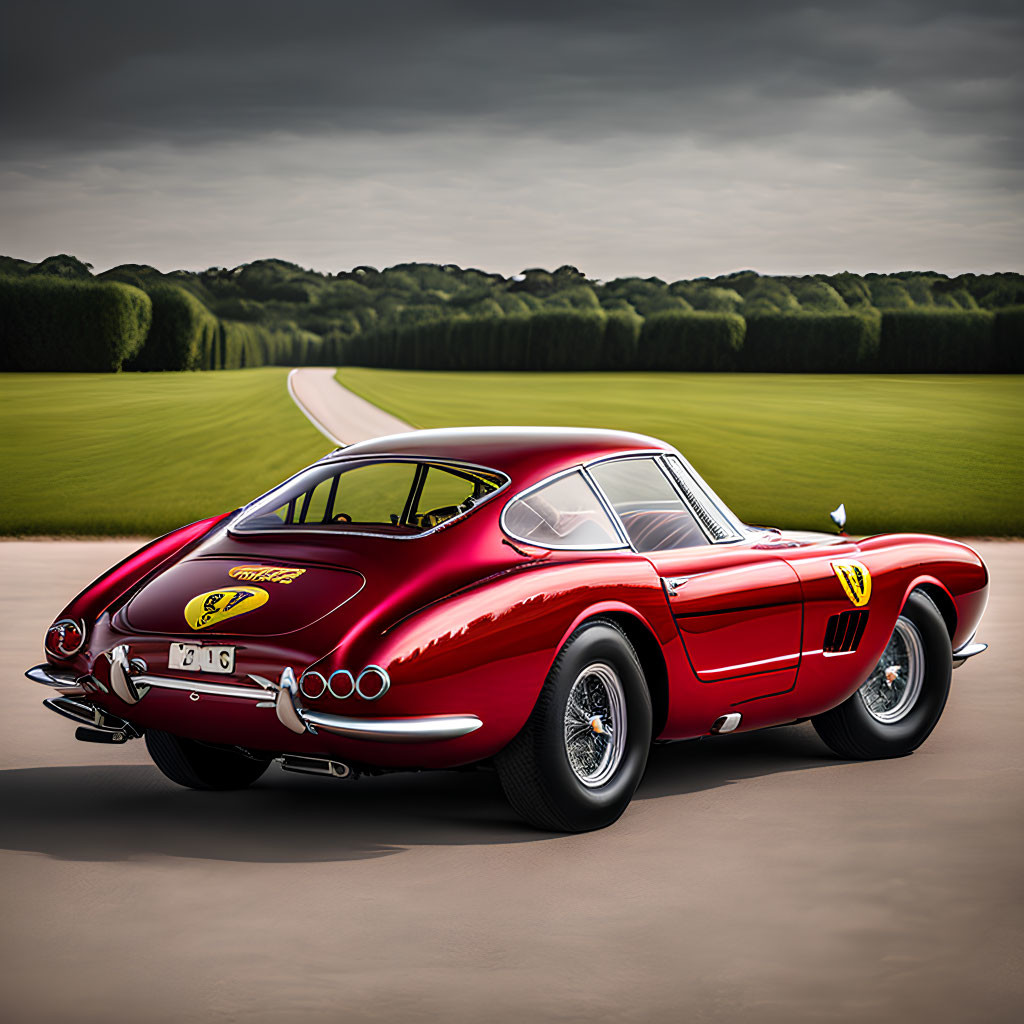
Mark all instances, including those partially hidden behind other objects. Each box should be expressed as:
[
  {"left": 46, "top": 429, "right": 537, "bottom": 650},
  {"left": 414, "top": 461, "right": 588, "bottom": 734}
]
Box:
[{"left": 823, "top": 610, "right": 868, "bottom": 653}]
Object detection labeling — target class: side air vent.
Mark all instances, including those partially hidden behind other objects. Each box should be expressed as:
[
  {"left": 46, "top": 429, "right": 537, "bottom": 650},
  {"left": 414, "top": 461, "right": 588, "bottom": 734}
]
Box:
[
  {"left": 663, "top": 458, "right": 740, "bottom": 542},
  {"left": 823, "top": 610, "right": 868, "bottom": 653}
]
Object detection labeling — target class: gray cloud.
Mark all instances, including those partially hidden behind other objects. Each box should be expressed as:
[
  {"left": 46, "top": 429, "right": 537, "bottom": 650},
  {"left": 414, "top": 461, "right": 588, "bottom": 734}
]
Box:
[{"left": 0, "top": 1, "right": 1021, "bottom": 276}]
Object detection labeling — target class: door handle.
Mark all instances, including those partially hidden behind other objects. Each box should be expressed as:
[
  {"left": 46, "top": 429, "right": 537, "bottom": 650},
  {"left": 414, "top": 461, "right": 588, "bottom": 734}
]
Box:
[{"left": 662, "top": 576, "right": 689, "bottom": 597}]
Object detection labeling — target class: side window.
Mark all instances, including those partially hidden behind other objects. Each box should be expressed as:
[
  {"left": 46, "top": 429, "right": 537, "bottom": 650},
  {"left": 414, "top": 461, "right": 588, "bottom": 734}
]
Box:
[
  {"left": 588, "top": 458, "right": 708, "bottom": 552},
  {"left": 333, "top": 462, "right": 418, "bottom": 524},
  {"left": 414, "top": 466, "right": 496, "bottom": 527},
  {"left": 503, "top": 471, "right": 623, "bottom": 548}
]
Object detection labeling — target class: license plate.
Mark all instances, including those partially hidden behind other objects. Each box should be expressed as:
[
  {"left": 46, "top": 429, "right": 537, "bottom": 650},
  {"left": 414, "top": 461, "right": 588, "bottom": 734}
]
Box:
[{"left": 168, "top": 643, "right": 235, "bottom": 674}]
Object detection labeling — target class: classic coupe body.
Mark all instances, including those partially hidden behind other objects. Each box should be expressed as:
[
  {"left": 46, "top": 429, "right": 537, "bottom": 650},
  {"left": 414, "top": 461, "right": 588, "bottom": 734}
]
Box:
[{"left": 29, "top": 427, "right": 989, "bottom": 830}]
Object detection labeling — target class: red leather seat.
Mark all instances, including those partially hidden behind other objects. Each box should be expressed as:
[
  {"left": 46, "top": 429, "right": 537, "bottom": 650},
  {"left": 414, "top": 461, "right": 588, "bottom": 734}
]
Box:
[{"left": 618, "top": 509, "right": 704, "bottom": 551}]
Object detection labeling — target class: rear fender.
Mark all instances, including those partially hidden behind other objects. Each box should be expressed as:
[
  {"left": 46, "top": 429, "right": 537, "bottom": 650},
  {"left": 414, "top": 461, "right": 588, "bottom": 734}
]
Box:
[
  {"left": 46, "top": 513, "right": 234, "bottom": 666},
  {"left": 299, "top": 557, "right": 680, "bottom": 756}
]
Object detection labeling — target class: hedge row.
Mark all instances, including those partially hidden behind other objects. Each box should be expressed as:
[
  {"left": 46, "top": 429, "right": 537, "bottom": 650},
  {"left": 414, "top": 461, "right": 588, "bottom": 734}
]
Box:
[
  {"left": 743, "top": 312, "right": 880, "bottom": 372},
  {"left": 341, "top": 310, "right": 749, "bottom": 371},
  {"left": 0, "top": 275, "right": 151, "bottom": 371},
  {"left": 2, "top": 273, "right": 1022, "bottom": 373},
  {"left": 0, "top": 275, "right": 324, "bottom": 371},
  {"left": 340, "top": 307, "right": 1024, "bottom": 372}
]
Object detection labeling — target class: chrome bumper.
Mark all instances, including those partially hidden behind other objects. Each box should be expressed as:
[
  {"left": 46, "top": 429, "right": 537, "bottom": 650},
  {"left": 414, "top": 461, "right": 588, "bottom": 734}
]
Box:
[
  {"left": 136, "top": 672, "right": 483, "bottom": 742},
  {"left": 27, "top": 659, "right": 483, "bottom": 744},
  {"left": 952, "top": 635, "right": 987, "bottom": 669}
]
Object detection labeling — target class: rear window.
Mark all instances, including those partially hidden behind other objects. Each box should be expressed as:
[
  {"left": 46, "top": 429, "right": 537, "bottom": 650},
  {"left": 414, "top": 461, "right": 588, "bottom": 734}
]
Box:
[
  {"left": 235, "top": 459, "right": 506, "bottom": 536},
  {"left": 502, "top": 471, "right": 624, "bottom": 548}
]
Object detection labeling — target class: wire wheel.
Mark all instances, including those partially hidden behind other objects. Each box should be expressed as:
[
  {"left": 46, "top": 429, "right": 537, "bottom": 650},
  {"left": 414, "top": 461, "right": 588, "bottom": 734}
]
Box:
[
  {"left": 858, "top": 615, "right": 926, "bottom": 724},
  {"left": 563, "top": 662, "right": 628, "bottom": 788}
]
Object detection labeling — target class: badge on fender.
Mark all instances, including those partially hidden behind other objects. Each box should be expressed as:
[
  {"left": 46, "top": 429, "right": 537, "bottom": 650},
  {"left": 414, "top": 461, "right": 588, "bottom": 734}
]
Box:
[{"left": 831, "top": 561, "right": 871, "bottom": 607}]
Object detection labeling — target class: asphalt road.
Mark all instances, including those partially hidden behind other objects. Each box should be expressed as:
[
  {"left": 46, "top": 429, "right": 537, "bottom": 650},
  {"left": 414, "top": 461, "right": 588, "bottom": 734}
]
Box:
[
  {"left": 1, "top": 539, "right": 1021, "bottom": 1024},
  {"left": 288, "top": 366, "right": 411, "bottom": 446}
]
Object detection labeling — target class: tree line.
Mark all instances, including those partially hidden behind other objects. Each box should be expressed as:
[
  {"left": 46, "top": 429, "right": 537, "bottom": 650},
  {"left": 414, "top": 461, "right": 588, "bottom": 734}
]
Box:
[{"left": 0, "top": 253, "right": 1021, "bottom": 372}]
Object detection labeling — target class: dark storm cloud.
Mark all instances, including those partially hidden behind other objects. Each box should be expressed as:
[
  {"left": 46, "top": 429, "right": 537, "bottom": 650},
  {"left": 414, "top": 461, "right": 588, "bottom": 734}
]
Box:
[{"left": 2, "top": 0, "right": 1021, "bottom": 161}]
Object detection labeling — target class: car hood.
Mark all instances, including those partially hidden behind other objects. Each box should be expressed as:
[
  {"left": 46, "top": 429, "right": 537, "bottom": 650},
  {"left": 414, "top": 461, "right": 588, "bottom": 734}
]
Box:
[{"left": 120, "top": 554, "right": 365, "bottom": 637}]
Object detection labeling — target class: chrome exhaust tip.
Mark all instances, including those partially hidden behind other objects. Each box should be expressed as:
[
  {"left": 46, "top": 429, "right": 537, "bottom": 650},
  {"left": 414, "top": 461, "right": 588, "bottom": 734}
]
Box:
[
  {"left": 711, "top": 712, "right": 742, "bottom": 735},
  {"left": 279, "top": 754, "right": 354, "bottom": 779},
  {"left": 43, "top": 696, "right": 141, "bottom": 738}
]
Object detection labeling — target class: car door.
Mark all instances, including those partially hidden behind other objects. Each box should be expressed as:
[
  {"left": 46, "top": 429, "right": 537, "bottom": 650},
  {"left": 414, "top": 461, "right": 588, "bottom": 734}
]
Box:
[{"left": 587, "top": 456, "right": 804, "bottom": 704}]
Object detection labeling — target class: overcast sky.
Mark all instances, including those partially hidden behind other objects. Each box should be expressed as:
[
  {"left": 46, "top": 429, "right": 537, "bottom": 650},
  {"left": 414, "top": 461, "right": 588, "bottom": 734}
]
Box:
[{"left": 1, "top": 1, "right": 1020, "bottom": 279}]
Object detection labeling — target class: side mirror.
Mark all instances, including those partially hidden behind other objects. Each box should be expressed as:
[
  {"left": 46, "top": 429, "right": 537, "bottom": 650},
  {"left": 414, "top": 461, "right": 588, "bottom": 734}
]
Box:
[{"left": 829, "top": 503, "right": 847, "bottom": 533}]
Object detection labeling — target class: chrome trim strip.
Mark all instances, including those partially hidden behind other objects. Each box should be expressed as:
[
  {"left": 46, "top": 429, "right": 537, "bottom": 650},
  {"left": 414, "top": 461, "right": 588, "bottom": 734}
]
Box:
[
  {"left": 299, "top": 710, "right": 483, "bottom": 742},
  {"left": 25, "top": 664, "right": 80, "bottom": 688},
  {"left": 134, "top": 674, "right": 268, "bottom": 700}
]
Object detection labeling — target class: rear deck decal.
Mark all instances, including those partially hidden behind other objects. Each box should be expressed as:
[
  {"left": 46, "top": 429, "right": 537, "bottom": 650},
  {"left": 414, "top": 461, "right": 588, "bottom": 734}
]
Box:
[
  {"left": 831, "top": 561, "right": 872, "bottom": 607},
  {"left": 184, "top": 587, "right": 269, "bottom": 630},
  {"left": 228, "top": 565, "right": 306, "bottom": 584}
]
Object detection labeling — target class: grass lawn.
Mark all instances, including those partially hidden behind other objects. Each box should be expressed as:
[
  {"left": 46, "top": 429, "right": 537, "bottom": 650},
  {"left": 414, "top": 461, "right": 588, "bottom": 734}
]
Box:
[
  {"left": 1, "top": 369, "right": 331, "bottom": 535},
  {"left": 337, "top": 368, "right": 1024, "bottom": 536}
]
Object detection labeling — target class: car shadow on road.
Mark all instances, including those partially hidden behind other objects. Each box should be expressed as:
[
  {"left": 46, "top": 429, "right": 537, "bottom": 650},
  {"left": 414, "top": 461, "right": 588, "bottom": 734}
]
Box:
[{"left": 0, "top": 725, "right": 844, "bottom": 864}]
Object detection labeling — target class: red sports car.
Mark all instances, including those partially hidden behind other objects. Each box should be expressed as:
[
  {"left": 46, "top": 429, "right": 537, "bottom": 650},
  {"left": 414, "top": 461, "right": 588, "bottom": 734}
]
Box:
[{"left": 28, "top": 428, "right": 989, "bottom": 831}]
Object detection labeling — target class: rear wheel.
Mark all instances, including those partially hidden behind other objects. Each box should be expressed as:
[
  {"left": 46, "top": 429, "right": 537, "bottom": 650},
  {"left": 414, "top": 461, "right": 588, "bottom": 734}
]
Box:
[
  {"left": 813, "top": 590, "right": 952, "bottom": 759},
  {"left": 496, "top": 619, "right": 652, "bottom": 832},
  {"left": 146, "top": 729, "right": 271, "bottom": 790}
]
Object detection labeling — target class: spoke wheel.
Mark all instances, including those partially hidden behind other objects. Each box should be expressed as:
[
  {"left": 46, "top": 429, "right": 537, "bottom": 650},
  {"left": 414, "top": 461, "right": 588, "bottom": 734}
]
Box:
[
  {"left": 564, "top": 662, "right": 628, "bottom": 788},
  {"left": 858, "top": 616, "right": 925, "bottom": 724},
  {"left": 495, "top": 618, "right": 652, "bottom": 832},
  {"left": 812, "top": 590, "right": 952, "bottom": 761}
]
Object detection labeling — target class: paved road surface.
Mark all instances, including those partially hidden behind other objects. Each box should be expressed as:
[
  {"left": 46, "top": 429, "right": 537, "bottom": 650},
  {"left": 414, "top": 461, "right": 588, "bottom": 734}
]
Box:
[
  {"left": 1, "top": 539, "right": 1021, "bottom": 1023},
  {"left": 288, "top": 367, "right": 411, "bottom": 445}
]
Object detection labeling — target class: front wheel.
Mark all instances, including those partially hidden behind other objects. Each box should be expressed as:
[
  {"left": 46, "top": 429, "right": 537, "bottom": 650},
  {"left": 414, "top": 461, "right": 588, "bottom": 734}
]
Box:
[
  {"left": 495, "top": 619, "right": 652, "bottom": 832},
  {"left": 813, "top": 590, "right": 952, "bottom": 759},
  {"left": 146, "top": 729, "right": 271, "bottom": 790}
]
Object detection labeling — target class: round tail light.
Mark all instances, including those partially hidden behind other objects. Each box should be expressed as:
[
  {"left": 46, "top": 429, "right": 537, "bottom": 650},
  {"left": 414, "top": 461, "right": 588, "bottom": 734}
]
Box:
[{"left": 46, "top": 618, "right": 86, "bottom": 658}]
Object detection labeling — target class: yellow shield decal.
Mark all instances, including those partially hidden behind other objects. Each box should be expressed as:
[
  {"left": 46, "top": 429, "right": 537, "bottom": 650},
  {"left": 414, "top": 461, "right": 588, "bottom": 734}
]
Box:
[
  {"left": 831, "top": 561, "right": 872, "bottom": 607},
  {"left": 184, "top": 587, "right": 269, "bottom": 631}
]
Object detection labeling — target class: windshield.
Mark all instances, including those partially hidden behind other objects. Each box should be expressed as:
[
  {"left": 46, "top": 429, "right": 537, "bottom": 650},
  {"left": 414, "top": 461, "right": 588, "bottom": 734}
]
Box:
[{"left": 234, "top": 458, "right": 507, "bottom": 536}]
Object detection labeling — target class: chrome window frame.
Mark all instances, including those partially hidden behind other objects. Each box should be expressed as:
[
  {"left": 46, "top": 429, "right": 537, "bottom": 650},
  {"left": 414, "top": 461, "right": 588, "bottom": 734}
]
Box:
[
  {"left": 499, "top": 466, "right": 631, "bottom": 551},
  {"left": 230, "top": 455, "right": 511, "bottom": 541},
  {"left": 583, "top": 450, "right": 745, "bottom": 549}
]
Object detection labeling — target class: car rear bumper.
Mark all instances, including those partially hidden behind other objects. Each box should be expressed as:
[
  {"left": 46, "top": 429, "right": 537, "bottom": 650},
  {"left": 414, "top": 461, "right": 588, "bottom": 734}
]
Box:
[{"left": 29, "top": 663, "right": 483, "bottom": 744}]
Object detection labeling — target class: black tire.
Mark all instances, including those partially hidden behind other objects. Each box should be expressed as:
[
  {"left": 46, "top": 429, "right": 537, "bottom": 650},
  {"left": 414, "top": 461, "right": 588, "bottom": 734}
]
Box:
[
  {"left": 145, "top": 729, "right": 271, "bottom": 790},
  {"left": 812, "top": 590, "right": 952, "bottom": 760},
  {"left": 495, "top": 619, "right": 652, "bottom": 832}
]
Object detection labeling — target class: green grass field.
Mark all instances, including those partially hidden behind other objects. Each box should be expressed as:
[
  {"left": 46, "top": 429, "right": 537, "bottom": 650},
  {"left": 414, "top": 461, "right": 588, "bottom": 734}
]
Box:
[
  {"left": 338, "top": 368, "right": 1024, "bottom": 536},
  {"left": 1, "top": 370, "right": 331, "bottom": 535}
]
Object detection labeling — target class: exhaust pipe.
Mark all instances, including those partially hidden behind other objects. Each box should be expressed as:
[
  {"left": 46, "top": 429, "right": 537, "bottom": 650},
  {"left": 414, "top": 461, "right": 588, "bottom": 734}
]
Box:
[
  {"left": 43, "top": 696, "right": 141, "bottom": 739},
  {"left": 279, "top": 754, "right": 354, "bottom": 779}
]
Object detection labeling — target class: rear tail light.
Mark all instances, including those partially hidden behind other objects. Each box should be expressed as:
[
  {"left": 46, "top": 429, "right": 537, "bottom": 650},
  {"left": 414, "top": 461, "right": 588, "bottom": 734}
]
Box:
[{"left": 46, "top": 618, "right": 86, "bottom": 658}]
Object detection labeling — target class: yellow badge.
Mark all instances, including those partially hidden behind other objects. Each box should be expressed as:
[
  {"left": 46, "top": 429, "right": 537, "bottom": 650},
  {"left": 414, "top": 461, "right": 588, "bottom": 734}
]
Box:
[
  {"left": 184, "top": 587, "right": 269, "bottom": 630},
  {"left": 831, "top": 561, "right": 872, "bottom": 607},
  {"left": 228, "top": 565, "right": 305, "bottom": 585}
]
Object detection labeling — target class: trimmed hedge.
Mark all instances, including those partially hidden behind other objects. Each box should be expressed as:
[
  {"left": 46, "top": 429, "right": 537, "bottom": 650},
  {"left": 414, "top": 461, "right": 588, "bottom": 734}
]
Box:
[
  {"left": 638, "top": 311, "right": 745, "bottom": 370},
  {"left": 0, "top": 275, "right": 151, "bottom": 371},
  {"left": 342, "top": 310, "right": 621, "bottom": 371},
  {"left": 742, "top": 312, "right": 880, "bottom": 372},
  {"left": 878, "top": 310, "right": 995, "bottom": 372},
  {"left": 992, "top": 307, "right": 1024, "bottom": 372},
  {"left": 128, "top": 285, "right": 219, "bottom": 371}
]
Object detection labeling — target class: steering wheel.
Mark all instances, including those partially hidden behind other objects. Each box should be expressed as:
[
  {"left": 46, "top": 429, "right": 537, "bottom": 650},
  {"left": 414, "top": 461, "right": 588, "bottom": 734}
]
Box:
[{"left": 333, "top": 512, "right": 352, "bottom": 524}]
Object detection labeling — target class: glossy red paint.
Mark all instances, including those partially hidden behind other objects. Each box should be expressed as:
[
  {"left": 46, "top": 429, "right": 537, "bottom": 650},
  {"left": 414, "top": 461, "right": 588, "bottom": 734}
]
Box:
[{"left": 30, "top": 428, "right": 990, "bottom": 771}]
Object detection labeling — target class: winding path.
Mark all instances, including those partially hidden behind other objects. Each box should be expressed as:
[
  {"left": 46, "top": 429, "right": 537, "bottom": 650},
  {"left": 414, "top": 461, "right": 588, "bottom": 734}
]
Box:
[{"left": 287, "top": 366, "right": 412, "bottom": 446}]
